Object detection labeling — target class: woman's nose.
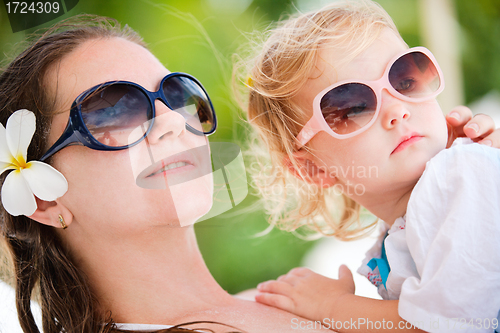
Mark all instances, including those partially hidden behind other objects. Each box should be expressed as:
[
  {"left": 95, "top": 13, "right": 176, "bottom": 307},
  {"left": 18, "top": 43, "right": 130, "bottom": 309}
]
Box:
[
  {"left": 146, "top": 100, "right": 186, "bottom": 144},
  {"left": 380, "top": 90, "right": 410, "bottom": 129}
]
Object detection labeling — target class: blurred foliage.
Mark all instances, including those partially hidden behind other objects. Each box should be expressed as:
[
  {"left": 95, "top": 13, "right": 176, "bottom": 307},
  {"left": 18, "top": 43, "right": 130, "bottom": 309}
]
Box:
[
  {"left": 0, "top": 0, "right": 499, "bottom": 294},
  {"left": 455, "top": 0, "right": 500, "bottom": 103},
  {"left": 375, "top": 0, "right": 421, "bottom": 47}
]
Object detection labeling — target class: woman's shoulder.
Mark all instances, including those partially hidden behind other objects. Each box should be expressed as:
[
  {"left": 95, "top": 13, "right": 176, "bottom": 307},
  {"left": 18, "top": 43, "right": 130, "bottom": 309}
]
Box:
[
  {"left": 115, "top": 323, "right": 174, "bottom": 331},
  {"left": 140, "top": 297, "right": 329, "bottom": 333},
  {"left": 221, "top": 297, "right": 330, "bottom": 332}
]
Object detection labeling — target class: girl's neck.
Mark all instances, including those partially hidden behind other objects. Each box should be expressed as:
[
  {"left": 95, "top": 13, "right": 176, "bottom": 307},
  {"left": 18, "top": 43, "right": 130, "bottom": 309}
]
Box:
[
  {"left": 65, "top": 224, "right": 233, "bottom": 324},
  {"left": 352, "top": 186, "right": 413, "bottom": 226}
]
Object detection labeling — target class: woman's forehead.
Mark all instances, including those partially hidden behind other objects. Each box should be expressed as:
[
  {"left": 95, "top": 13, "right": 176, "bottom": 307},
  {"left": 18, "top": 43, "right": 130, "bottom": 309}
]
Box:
[{"left": 45, "top": 37, "right": 169, "bottom": 110}]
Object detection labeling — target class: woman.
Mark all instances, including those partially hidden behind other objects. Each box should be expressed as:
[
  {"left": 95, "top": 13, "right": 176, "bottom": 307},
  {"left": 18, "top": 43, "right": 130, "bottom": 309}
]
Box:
[
  {"left": 0, "top": 15, "right": 324, "bottom": 333},
  {"left": 0, "top": 14, "right": 498, "bottom": 333}
]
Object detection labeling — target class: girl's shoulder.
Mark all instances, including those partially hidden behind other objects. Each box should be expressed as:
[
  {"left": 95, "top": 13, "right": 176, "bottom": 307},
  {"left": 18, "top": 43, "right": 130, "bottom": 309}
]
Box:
[
  {"left": 427, "top": 137, "right": 500, "bottom": 172},
  {"left": 407, "top": 137, "right": 500, "bottom": 240},
  {"left": 416, "top": 138, "right": 500, "bottom": 195}
]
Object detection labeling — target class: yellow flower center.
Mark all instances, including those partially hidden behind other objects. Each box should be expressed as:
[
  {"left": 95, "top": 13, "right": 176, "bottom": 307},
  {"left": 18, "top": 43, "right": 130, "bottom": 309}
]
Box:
[{"left": 12, "top": 155, "right": 28, "bottom": 170}]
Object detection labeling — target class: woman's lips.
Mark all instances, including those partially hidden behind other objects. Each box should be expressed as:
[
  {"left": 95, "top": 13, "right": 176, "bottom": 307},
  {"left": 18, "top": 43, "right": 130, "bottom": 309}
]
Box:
[
  {"left": 135, "top": 146, "right": 212, "bottom": 189},
  {"left": 392, "top": 134, "right": 423, "bottom": 154},
  {"left": 146, "top": 160, "right": 194, "bottom": 178},
  {"left": 139, "top": 151, "right": 196, "bottom": 180}
]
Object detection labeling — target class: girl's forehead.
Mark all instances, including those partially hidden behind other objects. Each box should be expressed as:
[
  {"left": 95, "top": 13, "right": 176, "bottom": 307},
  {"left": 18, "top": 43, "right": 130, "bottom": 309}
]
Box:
[
  {"left": 293, "top": 28, "right": 406, "bottom": 111},
  {"left": 316, "top": 28, "right": 407, "bottom": 83}
]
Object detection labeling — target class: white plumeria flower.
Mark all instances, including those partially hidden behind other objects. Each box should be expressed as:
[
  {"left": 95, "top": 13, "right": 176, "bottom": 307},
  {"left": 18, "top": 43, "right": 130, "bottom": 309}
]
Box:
[{"left": 0, "top": 109, "right": 68, "bottom": 216}]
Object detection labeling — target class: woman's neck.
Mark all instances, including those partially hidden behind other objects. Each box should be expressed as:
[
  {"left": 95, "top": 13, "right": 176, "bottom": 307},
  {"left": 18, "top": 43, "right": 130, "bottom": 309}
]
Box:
[{"left": 65, "top": 225, "right": 233, "bottom": 324}]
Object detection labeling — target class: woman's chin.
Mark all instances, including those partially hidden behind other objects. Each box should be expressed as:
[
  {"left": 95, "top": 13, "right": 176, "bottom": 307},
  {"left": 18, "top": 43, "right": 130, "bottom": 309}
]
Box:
[{"left": 170, "top": 173, "right": 214, "bottom": 227}]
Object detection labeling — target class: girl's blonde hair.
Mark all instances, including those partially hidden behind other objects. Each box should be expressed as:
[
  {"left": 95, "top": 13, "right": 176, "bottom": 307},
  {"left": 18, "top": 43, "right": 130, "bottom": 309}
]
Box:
[{"left": 236, "top": 1, "right": 403, "bottom": 240}]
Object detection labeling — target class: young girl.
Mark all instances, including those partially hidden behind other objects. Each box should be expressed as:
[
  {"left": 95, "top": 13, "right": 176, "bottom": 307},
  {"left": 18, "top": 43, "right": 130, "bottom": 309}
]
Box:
[{"left": 241, "top": 1, "right": 500, "bottom": 332}]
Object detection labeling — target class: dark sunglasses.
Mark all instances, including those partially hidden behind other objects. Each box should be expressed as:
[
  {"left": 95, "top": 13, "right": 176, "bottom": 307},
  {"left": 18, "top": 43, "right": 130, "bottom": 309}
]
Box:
[
  {"left": 296, "top": 47, "right": 444, "bottom": 147},
  {"left": 40, "top": 72, "right": 216, "bottom": 161}
]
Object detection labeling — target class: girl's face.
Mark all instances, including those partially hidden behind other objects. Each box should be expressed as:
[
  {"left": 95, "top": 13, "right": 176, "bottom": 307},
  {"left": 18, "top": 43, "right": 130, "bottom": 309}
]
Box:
[
  {"left": 45, "top": 37, "right": 213, "bottom": 237},
  {"left": 295, "top": 28, "right": 448, "bottom": 199}
]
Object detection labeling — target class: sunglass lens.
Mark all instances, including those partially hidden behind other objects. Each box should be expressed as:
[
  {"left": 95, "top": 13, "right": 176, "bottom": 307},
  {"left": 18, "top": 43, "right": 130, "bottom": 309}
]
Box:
[
  {"left": 162, "top": 76, "right": 215, "bottom": 134},
  {"left": 320, "top": 83, "right": 377, "bottom": 135},
  {"left": 80, "top": 85, "right": 152, "bottom": 147},
  {"left": 389, "top": 51, "right": 441, "bottom": 98}
]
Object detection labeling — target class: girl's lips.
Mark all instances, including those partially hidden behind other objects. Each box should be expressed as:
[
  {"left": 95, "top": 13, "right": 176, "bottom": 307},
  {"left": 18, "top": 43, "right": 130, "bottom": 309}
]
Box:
[{"left": 392, "top": 134, "right": 423, "bottom": 154}]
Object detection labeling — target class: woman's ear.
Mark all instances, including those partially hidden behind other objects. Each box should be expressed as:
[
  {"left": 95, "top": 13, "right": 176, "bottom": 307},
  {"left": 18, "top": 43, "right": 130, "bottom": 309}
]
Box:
[
  {"left": 283, "top": 150, "right": 337, "bottom": 188},
  {"left": 28, "top": 197, "right": 73, "bottom": 229}
]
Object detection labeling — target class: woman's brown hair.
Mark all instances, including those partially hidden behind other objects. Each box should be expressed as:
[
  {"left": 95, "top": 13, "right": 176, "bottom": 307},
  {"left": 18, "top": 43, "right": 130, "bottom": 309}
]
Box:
[
  {"left": 0, "top": 14, "right": 147, "bottom": 333},
  {"left": 0, "top": 14, "right": 243, "bottom": 333}
]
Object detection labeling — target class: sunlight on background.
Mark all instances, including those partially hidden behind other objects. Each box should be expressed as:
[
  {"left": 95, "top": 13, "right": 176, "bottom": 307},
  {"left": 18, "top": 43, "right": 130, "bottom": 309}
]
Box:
[{"left": 206, "top": 0, "right": 253, "bottom": 15}]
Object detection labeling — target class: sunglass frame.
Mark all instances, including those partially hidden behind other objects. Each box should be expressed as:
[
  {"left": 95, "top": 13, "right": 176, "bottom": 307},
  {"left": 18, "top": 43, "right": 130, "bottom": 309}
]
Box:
[
  {"left": 296, "top": 47, "right": 444, "bottom": 148},
  {"left": 40, "top": 72, "right": 217, "bottom": 161}
]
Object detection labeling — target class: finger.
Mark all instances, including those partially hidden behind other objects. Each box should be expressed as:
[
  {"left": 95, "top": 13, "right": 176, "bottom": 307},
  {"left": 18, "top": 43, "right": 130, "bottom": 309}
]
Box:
[
  {"left": 255, "top": 292, "right": 295, "bottom": 313},
  {"left": 338, "top": 265, "right": 355, "bottom": 292},
  {"left": 478, "top": 128, "right": 500, "bottom": 147},
  {"left": 257, "top": 279, "right": 276, "bottom": 286},
  {"left": 277, "top": 274, "right": 288, "bottom": 282},
  {"left": 463, "top": 113, "right": 495, "bottom": 139},
  {"left": 338, "top": 265, "right": 353, "bottom": 280},
  {"left": 446, "top": 105, "right": 473, "bottom": 130},
  {"left": 277, "top": 268, "right": 311, "bottom": 285},
  {"left": 276, "top": 267, "right": 309, "bottom": 283},
  {"left": 257, "top": 281, "right": 294, "bottom": 296},
  {"left": 446, "top": 106, "right": 473, "bottom": 140},
  {"left": 288, "top": 267, "right": 311, "bottom": 277},
  {"left": 277, "top": 273, "right": 299, "bottom": 285}
]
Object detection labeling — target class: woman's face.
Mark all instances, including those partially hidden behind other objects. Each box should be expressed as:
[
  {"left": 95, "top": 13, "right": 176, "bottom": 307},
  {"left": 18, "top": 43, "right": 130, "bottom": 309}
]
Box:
[
  {"left": 294, "top": 28, "right": 448, "bottom": 199},
  {"left": 45, "top": 37, "right": 213, "bottom": 237}
]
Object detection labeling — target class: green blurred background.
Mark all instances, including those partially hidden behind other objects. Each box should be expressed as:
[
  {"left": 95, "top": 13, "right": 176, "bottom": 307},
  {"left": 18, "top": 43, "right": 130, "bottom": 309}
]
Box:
[{"left": 0, "top": 0, "right": 499, "bottom": 294}]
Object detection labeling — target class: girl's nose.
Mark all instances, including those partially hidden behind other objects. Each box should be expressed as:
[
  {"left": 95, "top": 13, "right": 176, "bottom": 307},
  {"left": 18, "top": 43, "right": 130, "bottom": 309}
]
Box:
[
  {"left": 380, "top": 90, "right": 410, "bottom": 129},
  {"left": 146, "top": 100, "right": 186, "bottom": 144}
]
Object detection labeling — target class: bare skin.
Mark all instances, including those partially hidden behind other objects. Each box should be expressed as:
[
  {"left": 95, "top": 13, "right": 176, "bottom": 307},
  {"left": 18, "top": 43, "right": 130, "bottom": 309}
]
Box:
[
  {"left": 253, "top": 110, "right": 500, "bottom": 333},
  {"left": 254, "top": 28, "right": 500, "bottom": 333},
  {"left": 237, "top": 103, "right": 499, "bottom": 329},
  {"left": 30, "top": 37, "right": 327, "bottom": 333},
  {"left": 445, "top": 105, "right": 499, "bottom": 147},
  {"left": 29, "top": 36, "right": 499, "bottom": 333}
]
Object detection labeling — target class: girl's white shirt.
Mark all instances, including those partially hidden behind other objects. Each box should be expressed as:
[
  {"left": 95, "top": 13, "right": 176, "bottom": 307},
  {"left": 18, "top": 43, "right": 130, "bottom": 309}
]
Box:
[{"left": 360, "top": 138, "right": 500, "bottom": 333}]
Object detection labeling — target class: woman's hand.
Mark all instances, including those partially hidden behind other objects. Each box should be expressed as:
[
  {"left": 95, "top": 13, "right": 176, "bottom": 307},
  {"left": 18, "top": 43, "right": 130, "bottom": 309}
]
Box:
[
  {"left": 255, "top": 266, "right": 355, "bottom": 322},
  {"left": 446, "top": 105, "right": 499, "bottom": 147}
]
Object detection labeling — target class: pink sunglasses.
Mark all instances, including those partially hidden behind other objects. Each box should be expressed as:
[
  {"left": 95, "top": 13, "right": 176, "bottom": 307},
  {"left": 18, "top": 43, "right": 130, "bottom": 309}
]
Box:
[{"left": 296, "top": 47, "right": 445, "bottom": 148}]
